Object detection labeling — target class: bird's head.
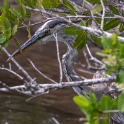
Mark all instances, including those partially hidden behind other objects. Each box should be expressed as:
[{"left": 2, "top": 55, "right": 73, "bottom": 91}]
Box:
[{"left": 7, "top": 19, "right": 68, "bottom": 61}]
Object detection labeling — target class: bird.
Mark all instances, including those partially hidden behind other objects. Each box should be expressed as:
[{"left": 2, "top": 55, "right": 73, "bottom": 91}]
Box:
[{"left": 8, "top": 19, "right": 124, "bottom": 124}]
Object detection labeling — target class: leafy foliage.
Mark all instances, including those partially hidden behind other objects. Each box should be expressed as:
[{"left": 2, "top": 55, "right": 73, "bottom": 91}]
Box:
[
  {"left": 0, "top": 0, "right": 32, "bottom": 47},
  {"left": 74, "top": 92, "right": 124, "bottom": 124},
  {"left": 97, "top": 34, "right": 124, "bottom": 83}
]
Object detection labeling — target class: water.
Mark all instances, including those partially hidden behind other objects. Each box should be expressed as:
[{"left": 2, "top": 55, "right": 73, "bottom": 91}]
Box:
[{"left": 0, "top": 22, "right": 101, "bottom": 123}]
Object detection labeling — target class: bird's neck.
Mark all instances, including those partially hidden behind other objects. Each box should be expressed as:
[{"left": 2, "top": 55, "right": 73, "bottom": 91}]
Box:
[
  {"left": 56, "top": 28, "right": 82, "bottom": 81},
  {"left": 62, "top": 45, "right": 82, "bottom": 82}
]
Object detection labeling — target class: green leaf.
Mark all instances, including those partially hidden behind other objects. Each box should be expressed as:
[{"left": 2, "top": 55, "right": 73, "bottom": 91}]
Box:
[
  {"left": 12, "top": 25, "right": 18, "bottom": 36},
  {"left": 103, "top": 19, "right": 120, "bottom": 31},
  {"left": 112, "top": 98, "right": 118, "bottom": 109},
  {"left": 20, "top": 4, "right": 26, "bottom": 18},
  {"left": 96, "top": 52, "right": 108, "bottom": 57},
  {"left": 64, "top": 26, "right": 82, "bottom": 35},
  {"left": 109, "top": 5, "right": 119, "bottom": 14},
  {"left": 14, "top": 0, "right": 21, "bottom": 4},
  {"left": 98, "top": 96, "right": 112, "bottom": 110},
  {"left": 9, "top": 8, "right": 21, "bottom": 18},
  {"left": 85, "top": 0, "right": 100, "bottom": 4},
  {"left": 0, "top": 34, "right": 6, "bottom": 43},
  {"left": 102, "top": 119, "right": 109, "bottom": 124},
  {"left": 101, "top": 35, "right": 112, "bottom": 49},
  {"left": 62, "top": 0, "right": 76, "bottom": 15},
  {"left": 80, "top": 21, "right": 84, "bottom": 26},
  {"left": 86, "top": 19, "right": 92, "bottom": 26},
  {"left": 4, "top": 0, "right": 10, "bottom": 12},
  {"left": 25, "top": 9, "right": 31, "bottom": 18},
  {"left": 4, "top": 18, "right": 11, "bottom": 29},
  {"left": 122, "top": 10, "right": 124, "bottom": 17},
  {"left": 1, "top": 40, "right": 9, "bottom": 48},
  {"left": 118, "top": 93, "right": 124, "bottom": 112},
  {"left": 14, "top": 18, "right": 19, "bottom": 25},
  {"left": 73, "top": 96, "right": 89, "bottom": 108},
  {"left": 21, "top": 0, "right": 37, "bottom": 7},
  {"left": 89, "top": 92, "right": 97, "bottom": 104},
  {"left": 119, "top": 23, "right": 124, "bottom": 32},
  {"left": 36, "top": 0, "right": 42, "bottom": 9},
  {"left": 90, "top": 35, "right": 102, "bottom": 47},
  {"left": 42, "top": 0, "right": 60, "bottom": 8},
  {"left": 91, "top": 4, "right": 102, "bottom": 14},
  {"left": 73, "top": 31, "right": 87, "bottom": 51},
  {"left": 4, "top": 28, "right": 11, "bottom": 39},
  {"left": 111, "top": 33, "right": 118, "bottom": 48},
  {"left": 31, "top": 0, "right": 37, "bottom": 7},
  {"left": 14, "top": 38, "right": 22, "bottom": 53},
  {"left": 58, "top": 13, "right": 68, "bottom": 17},
  {"left": 3, "top": 0, "right": 10, "bottom": 19},
  {"left": 116, "top": 70, "right": 124, "bottom": 83},
  {"left": 85, "top": 0, "right": 106, "bottom": 4}
]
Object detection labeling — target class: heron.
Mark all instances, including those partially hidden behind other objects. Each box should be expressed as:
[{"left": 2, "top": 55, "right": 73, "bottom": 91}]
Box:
[{"left": 8, "top": 19, "right": 124, "bottom": 124}]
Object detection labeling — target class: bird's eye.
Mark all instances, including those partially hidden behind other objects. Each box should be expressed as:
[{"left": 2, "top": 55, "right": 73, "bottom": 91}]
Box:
[{"left": 45, "top": 30, "right": 50, "bottom": 34}]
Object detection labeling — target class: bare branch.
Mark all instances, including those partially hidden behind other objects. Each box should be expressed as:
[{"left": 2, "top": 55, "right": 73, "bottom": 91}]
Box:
[
  {"left": 0, "top": 76, "right": 115, "bottom": 94},
  {"left": 0, "top": 45, "right": 36, "bottom": 85},
  {"left": 52, "top": 117, "right": 60, "bottom": 124},
  {"left": 0, "top": 81, "right": 31, "bottom": 95},
  {"left": 86, "top": 44, "right": 105, "bottom": 68},
  {"left": 28, "top": 59, "right": 57, "bottom": 84},
  {"left": 90, "top": 11, "right": 100, "bottom": 28},
  {"left": 0, "top": 66, "right": 24, "bottom": 80},
  {"left": 53, "top": 33, "right": 63, "bottom": 83},
  {"left": 77, "top": 68, "right": 94, "bottom": 75},
  {"left": 103, "top": 110, "right": 120, "bottom": 113},
  {"left": 100, "top": 0, "right": 105, "bottom": 30}
]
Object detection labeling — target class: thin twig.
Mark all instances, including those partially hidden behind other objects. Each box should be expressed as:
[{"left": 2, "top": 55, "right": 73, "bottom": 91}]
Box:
[
  {"left": 103, "top": 110, "right": 120, "bottom": 113},
  {"left": 0, "top": 45, "right": 35, "bottom": 84},
  {"left": 100, "top": 0, "right": 105, "bottom": 30},
  {"left": 9, "top": 63, "right": 11, "bottom": 70},
  {"left": 53, "top": 33, "right": 63, "bottom": 83},
  {"left": 52, "top": 117, "right": 60, "bottom": 124},
  {"left": 86, "top": 44, "right": 105, "bottom": 68},
  {"left": 0, "top": 81, "right": 30, "bottom": 95},
  {"left": 66, "top": 15, "right": 124, "bottom": 19},
  {"left": 26, "top": 91, "right": 49, "bottom": 102},
  {"left": 90, "top": 11, "right": 100, "bottom": 28},
  {"left": 0, "top": 67, "right": 24, "bottom": 80},
  {"left": 28, "top": 59, "right": 57, "bottom": 84},
  {"left": 77, "top": 68, "right": 94, "bottom": 75}
]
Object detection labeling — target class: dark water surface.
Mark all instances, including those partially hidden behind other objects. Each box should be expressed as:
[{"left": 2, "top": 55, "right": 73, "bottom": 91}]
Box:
[{"left": 0, "top": 24, "right": 100, "bottom": 124}]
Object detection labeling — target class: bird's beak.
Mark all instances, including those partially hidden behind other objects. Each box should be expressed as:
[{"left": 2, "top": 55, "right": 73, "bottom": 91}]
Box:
[{"left": 7, "top": 32, "right": 41, "bottom": 62}]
